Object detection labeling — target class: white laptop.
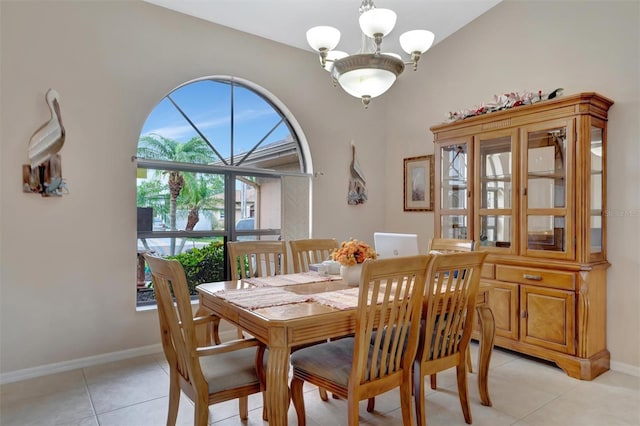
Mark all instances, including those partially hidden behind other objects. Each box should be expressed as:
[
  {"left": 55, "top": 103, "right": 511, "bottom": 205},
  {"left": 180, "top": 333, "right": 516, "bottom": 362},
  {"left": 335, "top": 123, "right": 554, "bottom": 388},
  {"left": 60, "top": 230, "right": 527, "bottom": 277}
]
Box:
[{"left": 374, "top": 232, "right": 420, "bottom": 259}]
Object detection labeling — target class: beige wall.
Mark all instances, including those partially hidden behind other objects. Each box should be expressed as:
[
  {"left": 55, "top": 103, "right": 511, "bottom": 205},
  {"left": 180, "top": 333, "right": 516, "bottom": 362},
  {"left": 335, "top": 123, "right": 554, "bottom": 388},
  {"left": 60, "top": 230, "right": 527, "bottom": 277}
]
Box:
[
  {"left": 0, "top": 0, "right": 389, "bottom": 375},
  {"left": 1, "top": 0, "right": 638, "bottom": 377},
  {"left": 385, "top": 0, "right": 640, "bottom": 371}
]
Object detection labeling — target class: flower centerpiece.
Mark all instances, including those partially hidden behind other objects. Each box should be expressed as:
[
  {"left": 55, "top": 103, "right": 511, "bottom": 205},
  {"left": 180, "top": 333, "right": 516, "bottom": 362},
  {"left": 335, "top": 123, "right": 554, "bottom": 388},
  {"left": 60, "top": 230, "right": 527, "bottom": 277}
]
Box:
[{"left": 331, "top": 239, "right": 377, "bottom": 285}]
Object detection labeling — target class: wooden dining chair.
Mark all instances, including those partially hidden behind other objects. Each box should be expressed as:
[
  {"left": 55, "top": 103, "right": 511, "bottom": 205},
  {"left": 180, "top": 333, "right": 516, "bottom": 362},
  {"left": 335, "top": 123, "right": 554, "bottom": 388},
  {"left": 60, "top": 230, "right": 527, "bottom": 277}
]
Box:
[
  {"left": 413, "top": 251, "right": 488, "bottom": 426},
  {"left": 227, "top": 240, "right": 288, "bottom": 340},
  {"left": 143, "top": 254, "right": 267, "bottom": 426},
  {"left": 227, "top": 240, "right": 288, "bottom": 280},
  {"left": 428, "top": 237, "right": 475, "bottom": 254},
  {"left": 289, "top": 238, "right": 339, "bottom": 273},
  {"left": 288, "top": 238, "right": 340, "bottom": 401},
  {"left": 289, "top": 255, "right": 431, "bottom": 426},
  {"left": 427, "top": 237, "right": 476, "bottom": 389}
]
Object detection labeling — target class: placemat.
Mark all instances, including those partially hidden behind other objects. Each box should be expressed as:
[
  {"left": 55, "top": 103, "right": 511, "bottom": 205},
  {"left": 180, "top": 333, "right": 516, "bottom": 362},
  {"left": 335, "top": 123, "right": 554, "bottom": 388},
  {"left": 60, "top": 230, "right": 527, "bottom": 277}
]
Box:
[
  {"left": 311, "top": 282, "right": 404, "bottom": 310},
  {"left": 215, "top": 287, "right": 311, "bottom": 310},
  {"left": 243, "top": 272, "right": 339, "bottom": 287},
  {"left": 311, "top": 287, "right": 361, "bottom": 310}
]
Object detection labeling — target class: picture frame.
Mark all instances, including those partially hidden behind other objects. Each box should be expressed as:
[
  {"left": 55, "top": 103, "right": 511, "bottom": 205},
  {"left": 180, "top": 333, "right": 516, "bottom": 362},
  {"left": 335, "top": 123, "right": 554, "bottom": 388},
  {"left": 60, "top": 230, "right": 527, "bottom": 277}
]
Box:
[{"left": 403, "top": 155, "right": 434, "bottom": 211}]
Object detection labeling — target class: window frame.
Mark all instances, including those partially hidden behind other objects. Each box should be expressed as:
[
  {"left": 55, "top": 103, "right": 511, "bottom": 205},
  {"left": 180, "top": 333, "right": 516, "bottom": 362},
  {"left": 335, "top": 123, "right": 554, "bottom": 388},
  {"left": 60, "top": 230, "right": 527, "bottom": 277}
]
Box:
[{"left": 135, "top": 76, "right": 312, "bottom": 307}]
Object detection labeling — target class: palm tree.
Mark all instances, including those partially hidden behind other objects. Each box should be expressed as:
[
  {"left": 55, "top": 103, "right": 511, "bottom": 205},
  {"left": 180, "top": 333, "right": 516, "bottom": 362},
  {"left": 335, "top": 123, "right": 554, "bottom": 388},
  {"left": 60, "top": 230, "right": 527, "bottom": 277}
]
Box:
[
  {"left": 176, "top": 173, "right": 224, "bottom": 253},
  {"left": 137, "top": 134, "right": 214, "bottom": 254}
]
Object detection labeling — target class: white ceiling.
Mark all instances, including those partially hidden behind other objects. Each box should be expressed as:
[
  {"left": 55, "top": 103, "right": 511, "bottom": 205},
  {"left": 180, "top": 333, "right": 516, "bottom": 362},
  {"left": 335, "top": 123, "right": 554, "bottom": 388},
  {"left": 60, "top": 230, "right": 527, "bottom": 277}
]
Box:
[{"left": 143, "top": 0, "right": 502, "bottom": 57}]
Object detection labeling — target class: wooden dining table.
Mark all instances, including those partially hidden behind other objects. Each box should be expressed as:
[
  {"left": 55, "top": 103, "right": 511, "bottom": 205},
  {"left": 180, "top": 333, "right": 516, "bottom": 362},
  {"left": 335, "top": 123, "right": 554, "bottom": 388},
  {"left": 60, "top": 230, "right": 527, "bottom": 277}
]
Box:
[{"left": 197, "top": 273, "right": 495, "bottom": 426}]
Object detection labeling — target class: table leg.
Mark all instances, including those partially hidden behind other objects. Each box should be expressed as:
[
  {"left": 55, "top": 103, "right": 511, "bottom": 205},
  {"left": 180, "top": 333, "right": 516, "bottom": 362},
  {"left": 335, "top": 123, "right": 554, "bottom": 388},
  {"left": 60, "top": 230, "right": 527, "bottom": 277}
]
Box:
[
  {"left": 266, "top": 345, "right": 291, "bottom": 425},
  {"left": 476, "top": 304, "right": 495, "bottom": 406}
]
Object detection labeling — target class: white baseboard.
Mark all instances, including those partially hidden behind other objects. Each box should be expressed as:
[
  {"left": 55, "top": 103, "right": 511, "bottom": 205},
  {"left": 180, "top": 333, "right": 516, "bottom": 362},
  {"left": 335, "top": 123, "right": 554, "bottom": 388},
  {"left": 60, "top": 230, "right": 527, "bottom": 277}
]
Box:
[
  {"left": 0, "top": 343, "right": 162, "bottom": 385},
  {"left": 610, "top": 360, "right": 640, "bottom": 377},
  {"left": 2, "top": 341, "right": 638, "bottom": 385}
]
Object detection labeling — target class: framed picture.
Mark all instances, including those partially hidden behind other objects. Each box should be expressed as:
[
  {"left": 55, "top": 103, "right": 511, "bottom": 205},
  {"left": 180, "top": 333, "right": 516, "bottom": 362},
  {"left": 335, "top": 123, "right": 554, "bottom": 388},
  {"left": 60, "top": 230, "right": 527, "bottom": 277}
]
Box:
[{"left": 403, "top": 155, "right": 434, "bottom": 211}]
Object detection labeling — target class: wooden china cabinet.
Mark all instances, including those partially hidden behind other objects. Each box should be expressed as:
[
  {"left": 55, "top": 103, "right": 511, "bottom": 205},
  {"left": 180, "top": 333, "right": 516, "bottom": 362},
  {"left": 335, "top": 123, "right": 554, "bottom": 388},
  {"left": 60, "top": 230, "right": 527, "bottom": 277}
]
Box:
[{"left": 430, "top": 92, "right": 613, "bottom": 380}]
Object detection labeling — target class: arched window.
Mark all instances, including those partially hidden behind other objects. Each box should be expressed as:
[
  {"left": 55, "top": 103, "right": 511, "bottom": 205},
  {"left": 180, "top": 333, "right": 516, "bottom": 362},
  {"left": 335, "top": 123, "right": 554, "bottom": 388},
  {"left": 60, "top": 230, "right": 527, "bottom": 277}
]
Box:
[{"left": 135, "top": 77, "right": 310, "bottom": 306}]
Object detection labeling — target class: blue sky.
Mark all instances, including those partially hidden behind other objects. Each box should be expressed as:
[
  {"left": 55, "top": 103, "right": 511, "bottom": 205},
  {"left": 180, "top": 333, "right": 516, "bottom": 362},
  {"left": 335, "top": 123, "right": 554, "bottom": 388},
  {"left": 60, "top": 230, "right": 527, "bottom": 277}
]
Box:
[{"left": 140, "top": 79, "right": 292, "bottom": 161}]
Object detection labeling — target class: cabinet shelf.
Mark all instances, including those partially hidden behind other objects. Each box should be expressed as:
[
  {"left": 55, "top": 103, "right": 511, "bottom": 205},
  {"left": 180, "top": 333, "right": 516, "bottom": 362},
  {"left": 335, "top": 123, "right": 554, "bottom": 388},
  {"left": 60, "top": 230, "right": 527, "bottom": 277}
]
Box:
[{"left": 527, "top": 172, "right": 565, "bottom": 179}]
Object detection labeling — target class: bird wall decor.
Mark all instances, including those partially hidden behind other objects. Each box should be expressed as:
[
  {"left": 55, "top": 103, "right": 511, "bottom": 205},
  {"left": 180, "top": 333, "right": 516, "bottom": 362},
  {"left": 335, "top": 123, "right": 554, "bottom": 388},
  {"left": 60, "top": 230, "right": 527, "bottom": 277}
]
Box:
[
  {"left": 23, "top": 88, "right": 68, "bottom": 196},
  {"left": 347, "top": 140, "right": 367, "bottom": 205}
]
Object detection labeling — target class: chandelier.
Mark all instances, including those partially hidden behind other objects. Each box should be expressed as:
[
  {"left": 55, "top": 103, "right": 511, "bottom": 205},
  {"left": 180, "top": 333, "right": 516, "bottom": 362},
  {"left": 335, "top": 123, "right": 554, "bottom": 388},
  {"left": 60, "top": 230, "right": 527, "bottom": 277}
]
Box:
[{"left": 306, "top": 0, "right": 435, "bottom": 108}]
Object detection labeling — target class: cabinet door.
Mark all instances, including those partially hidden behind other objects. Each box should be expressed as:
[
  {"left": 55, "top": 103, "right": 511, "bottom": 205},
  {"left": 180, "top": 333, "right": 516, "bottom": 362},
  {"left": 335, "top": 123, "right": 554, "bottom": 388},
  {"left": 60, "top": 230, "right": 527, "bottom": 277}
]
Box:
[
  {"left": 487, "top": 281, "right": 519, "bottom": 340},
  {"left": 436, "top": 139, "right": 472, "bottom": 239},
  {"left": 586, "top": 120, "right": 606, "bottom": 262},
  {"left": 521, "top": 119, "right": 575, "bottom": 260},
  {"left": 520, "top": 285, "right": 575, "bottom": 354},
  {"left": 475, "top": 130, "right": 518, "bottom": 254}
]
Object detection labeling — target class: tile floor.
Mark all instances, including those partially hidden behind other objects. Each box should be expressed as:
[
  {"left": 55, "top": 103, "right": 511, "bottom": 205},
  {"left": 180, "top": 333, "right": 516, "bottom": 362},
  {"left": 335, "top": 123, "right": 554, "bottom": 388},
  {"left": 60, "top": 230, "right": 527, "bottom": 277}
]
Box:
[{"left": 1, "top": 343, "right": 639, "bottom": 426}]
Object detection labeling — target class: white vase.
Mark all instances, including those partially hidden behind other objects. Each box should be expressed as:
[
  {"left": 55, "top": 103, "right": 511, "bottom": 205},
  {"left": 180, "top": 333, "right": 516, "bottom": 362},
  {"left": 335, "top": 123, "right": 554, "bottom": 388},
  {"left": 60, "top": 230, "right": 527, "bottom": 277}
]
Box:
[{"left": 340, "top": 264, "right": 363, "bottom": 286}]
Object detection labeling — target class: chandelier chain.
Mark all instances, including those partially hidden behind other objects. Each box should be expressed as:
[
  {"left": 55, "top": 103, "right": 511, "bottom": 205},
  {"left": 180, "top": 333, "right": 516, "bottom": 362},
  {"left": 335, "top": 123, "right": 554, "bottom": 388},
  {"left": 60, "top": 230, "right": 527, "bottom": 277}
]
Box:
[{"left": 359, "top": 0, "right": 375, "bottom": 14}]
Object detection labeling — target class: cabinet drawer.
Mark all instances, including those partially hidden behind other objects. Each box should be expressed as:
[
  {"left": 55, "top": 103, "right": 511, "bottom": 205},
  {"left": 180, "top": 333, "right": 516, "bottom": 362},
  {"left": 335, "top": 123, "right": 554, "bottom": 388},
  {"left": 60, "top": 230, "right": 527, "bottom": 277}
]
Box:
[
  {"left": 481, "top": 263, "right": 495, "bottom": 279},
  {"left": 496, "top": 265, "right": 575, "bottom": 290}
]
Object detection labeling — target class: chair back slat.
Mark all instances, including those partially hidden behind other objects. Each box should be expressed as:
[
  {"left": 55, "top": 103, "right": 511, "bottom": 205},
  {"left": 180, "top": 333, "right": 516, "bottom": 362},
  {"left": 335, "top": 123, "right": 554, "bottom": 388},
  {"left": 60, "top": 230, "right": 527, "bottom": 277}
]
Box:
[
  {"left": 419, "top": 251, "right": 488, "bottom": 364},
  {"left": 352, "top": 255, "right": 431, "bottom": 386},
  {"left": 227, "top": 241, "right": 287, "bottom": 280},
  {"left": 289, "top": 238, "right": 339, "bottom": 273}
]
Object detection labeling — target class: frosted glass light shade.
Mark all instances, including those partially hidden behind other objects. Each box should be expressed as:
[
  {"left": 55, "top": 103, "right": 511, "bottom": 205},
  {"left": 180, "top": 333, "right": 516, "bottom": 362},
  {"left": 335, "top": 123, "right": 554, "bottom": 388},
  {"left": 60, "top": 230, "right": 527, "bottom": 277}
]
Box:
[
  {"left": 338, "top": 68, "right": 397, "bottom": 99},
  {"left": 399, "top": 30, "right": 435, "bottom": 54},
  {"left": 331, "top": 54, "right": 404, "bottom": 100},
  {"left": 306, "top": 26, "right": 341, "bottom": 51},
  {"left": 321, "top": 50, "right": 348, "bottom": 71},
  {"left": 359, "top": 8, "right": 397, "bottom": 37}
]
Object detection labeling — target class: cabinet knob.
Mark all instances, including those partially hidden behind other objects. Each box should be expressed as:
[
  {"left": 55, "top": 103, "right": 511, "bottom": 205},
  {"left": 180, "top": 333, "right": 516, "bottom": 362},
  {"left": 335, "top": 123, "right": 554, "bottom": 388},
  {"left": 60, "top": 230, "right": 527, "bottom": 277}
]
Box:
[{"left": 521, "top": 310, "right": 527, "bottom": 318}]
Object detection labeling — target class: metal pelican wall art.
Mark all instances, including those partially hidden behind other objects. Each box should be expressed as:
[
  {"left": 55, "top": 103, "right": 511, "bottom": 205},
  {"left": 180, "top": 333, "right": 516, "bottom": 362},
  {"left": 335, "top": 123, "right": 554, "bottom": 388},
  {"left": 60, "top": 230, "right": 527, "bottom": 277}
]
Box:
[
  {"left": 347, "top": 140, "right": 367, "bottom": 205},
  {"left": 23, "top": 88, "right": 68, "bottom": 196}
]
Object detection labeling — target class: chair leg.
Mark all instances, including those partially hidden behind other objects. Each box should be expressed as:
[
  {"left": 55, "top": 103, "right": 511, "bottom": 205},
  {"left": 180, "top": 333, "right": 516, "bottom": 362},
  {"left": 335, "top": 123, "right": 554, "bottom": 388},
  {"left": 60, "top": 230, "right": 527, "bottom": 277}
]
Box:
[
  {"left": 466, "top": 345, "right": 472, "bottom": 373},
  {"left": 430, "top": 374, "right": 437, "bottom": 390},
  {"left": 262, "top": 391, "right": 268, "bottom": 421},
  {"left": 399, "top": 376, "right": 414, "bottom": 426},
  {"left": 318, "top": 387, "right": 328, "bottom": 401},
  {"left": 290, "top": 376, "right": 307, "bottom": 426},
  {"left": 414, "top": 363, "right": 427, "bottom": 426},
  {"left": 456, "top": 363, "right": 472, "bottom": 424},
  {"left": 347, "top": 392, "right": 360, "bottom": 426},
  {"left": 211, "top": 317, "right": 221, "bottom": 345},
  {"left": 167, "top": 369, "right": 180, "bottom": 426},
  {"left": 366, "top": 397, "right": 375, "bottom": 412},
  {"left": 194, "top": 396, "right": 209, "bottom": 426},
  {"left": 238, "top": 395, "right": 248, "bottom": 420}
]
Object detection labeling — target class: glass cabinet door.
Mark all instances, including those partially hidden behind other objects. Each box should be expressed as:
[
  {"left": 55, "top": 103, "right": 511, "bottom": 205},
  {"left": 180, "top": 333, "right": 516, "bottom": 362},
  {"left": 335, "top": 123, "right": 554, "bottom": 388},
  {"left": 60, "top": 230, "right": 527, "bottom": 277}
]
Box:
[
  {"left": 476, "top": 132, "right": 516, "bottom": 252},
  {"left": 589, "top": 125, "right": 605, "bottom": 260},
  {"left": 439, "top": 142, "right": 470, "bottom": 239},
  {"left": 522, "top": 120, "right": 574, "bottom": 259}
]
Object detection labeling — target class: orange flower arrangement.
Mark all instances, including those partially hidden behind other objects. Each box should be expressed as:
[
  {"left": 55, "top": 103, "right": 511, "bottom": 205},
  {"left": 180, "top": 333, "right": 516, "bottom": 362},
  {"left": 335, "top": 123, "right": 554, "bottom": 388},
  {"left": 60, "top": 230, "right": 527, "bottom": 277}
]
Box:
[{"left": 331, "top": 238, "right": 377, "bottom": 266}]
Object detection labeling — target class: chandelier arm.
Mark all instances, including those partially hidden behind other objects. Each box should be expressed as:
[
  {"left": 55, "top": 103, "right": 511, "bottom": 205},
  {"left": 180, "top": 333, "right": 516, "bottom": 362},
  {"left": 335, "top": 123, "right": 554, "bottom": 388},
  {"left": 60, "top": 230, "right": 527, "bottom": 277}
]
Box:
[
  {"left": 407, "top": 51, "right": 422, "bottom": 71},
  {"left": 318, "top": 48, "right": 329, "bottom": 67}
]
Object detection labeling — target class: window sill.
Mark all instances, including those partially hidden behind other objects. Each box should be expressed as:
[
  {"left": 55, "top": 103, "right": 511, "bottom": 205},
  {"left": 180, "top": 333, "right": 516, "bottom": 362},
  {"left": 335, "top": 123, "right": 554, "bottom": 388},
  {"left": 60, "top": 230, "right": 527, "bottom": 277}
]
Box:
[{"left": 135, "top": 297, "right": 199, "bottom": 312}]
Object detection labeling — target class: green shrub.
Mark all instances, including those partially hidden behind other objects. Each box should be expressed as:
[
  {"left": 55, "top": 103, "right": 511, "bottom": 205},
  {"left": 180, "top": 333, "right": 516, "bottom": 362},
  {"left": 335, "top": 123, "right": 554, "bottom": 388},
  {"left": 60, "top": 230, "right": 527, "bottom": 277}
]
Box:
[{"left": 168, "top": 241, "right": 225, "bottom": 294}]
